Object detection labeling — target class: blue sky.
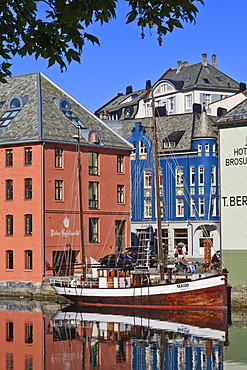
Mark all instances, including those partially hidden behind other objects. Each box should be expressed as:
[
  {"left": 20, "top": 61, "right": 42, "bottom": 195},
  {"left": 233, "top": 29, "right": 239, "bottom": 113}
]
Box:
[{"left": 9, "top": 0, "right": 247, "bottom": 113}]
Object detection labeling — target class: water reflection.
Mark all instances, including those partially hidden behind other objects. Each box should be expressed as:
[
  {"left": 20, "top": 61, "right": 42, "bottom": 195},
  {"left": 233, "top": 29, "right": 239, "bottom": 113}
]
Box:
[{"left": 0, "top": 299, "right": 245, "bottom": 369}]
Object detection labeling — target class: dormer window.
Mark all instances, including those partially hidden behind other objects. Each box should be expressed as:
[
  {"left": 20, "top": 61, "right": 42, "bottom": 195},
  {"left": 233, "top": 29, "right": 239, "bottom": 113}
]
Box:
[
  {"left": 54, "top": 97, "right": 85, "bottom": 128},
  {"left": 89, "top": 131, "right": 101, "bottom": 144},
  {"left": 0, "top": 95, "right": 28, "bottom": 127},
  {"left": 163, "top": 131, "right": 184, "bottom": 148}
]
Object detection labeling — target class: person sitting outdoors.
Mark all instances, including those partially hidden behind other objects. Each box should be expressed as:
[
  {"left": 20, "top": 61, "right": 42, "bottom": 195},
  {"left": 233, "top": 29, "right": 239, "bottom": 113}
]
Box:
[
  {"left": 211, "top": 251, "right": 220, "bottom": 269},
  {"left": 181, "top": 256, "right": 196, "bottom": 273}
]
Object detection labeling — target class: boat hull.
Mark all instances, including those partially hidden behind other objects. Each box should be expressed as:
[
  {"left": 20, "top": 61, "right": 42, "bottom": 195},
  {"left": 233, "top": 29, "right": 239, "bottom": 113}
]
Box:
[{"left": 52, "top": 274, "right": 228, "bottom": 310}]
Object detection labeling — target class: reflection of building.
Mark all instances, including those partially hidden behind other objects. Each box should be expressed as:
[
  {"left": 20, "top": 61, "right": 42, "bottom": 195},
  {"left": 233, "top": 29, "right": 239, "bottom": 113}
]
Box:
[
  {"left": 0, "top": 72, "right": 131, "bottom": 287},
  {"left": 0, "top": 301, "right": 227, "bottom": 370},
  {"left": 95, "top": 55, "right": 244, "bottom": 258}
]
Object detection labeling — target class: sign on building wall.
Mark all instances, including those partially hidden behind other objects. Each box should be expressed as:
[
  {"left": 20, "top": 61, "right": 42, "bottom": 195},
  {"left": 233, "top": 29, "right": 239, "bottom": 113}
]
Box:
[{"left": 220, "top": 125, "right": 247, "bottom": 250}]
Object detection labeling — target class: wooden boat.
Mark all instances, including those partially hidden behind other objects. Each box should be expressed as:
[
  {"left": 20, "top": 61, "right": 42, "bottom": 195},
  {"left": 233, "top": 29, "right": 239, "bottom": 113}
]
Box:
[{"left": 51, "top": 94, "right": 229, "bottom": 310}]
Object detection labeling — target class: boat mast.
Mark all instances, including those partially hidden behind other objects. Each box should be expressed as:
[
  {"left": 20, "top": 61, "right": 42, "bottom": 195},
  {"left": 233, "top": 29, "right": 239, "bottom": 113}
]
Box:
[
  {"left": 151, "top": 90, "right": 165, "bottom": 281},
  {"left": 74, "top": 127, "right": 86, "bottom": 279}
]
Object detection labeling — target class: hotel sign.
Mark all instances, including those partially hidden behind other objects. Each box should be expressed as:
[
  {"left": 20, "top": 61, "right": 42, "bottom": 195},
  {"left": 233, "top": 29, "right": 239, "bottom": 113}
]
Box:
[{"left": 219, "top": 126, "right": 247, "bottom": 250}]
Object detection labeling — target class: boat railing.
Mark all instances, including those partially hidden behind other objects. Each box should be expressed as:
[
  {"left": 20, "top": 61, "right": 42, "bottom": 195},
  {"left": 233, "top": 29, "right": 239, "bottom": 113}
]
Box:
[{"left": 50, "top": 276, "right": 100, "bottom": 288}]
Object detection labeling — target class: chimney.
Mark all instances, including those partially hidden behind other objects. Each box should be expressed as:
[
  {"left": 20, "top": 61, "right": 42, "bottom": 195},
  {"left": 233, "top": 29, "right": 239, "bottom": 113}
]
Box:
[
  {"left": 183, "top": 61, "right": 188, "bottom": 67},
  {"left": 177, "top": 61, "right": 182, "bottom": 71},
  {"left": 126, "top": 86, "right": 133, "bottom": 95},
  {"left": 146, "top": 80, "right": 151, "bottom": 90},
  {"left": 202, "top": 53, "right": 207, "bottom": 66},
  {"left": 211, "top": 54, "right": 217, "bottom": 68},
  {"left": 239, "top": 82, "right": 246, "bottom": 92}
]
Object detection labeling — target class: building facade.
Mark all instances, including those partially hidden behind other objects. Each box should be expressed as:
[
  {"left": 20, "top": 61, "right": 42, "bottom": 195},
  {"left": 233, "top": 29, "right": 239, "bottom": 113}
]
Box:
[
  {"left": 0, "top": 72, "right": 131, "bottom": 284},
  {"left": 96, "top": 54, "right": 244, "bottom": 259}
]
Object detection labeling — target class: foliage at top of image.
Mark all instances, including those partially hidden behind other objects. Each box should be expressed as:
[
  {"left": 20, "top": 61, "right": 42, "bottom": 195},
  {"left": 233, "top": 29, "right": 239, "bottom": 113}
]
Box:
[{"left": 0, "top": 0, "right": 204, "bottom": 82}]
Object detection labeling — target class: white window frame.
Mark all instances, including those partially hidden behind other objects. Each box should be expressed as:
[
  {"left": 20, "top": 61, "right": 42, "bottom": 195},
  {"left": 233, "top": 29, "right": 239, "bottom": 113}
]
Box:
[
  {"left": 190, "top": 166, "right": 195, "bottom": 186},
  {"left": 211, "top": 165, "right": 216, "bottom": 186},
  {"left": 185, "top": 94, "right": 192, "bottom": 111},
  {"left": 198, "top": 166, "right": 204, "bottom": 186},
  {"left": 198, "top": 143, "right": 202, "bottom": 155},
  {"left": 144, "top": 199, "right": 152, "bottom": 218},
  {"left": 144, "top": 169, "right": 152, "bottom": 188},
  {"left": 139, "top": 141, "right": 147, "bottom": 154},
  {"left": 199, "top": 197, "right": 204, "bottom": 217},
  {"left": 176, "top": 198, "right": 184, "bottom": 217},
  {"left": 190, "top": 198, "right": 195, "bottom": 217},
  {"left": 211, "top": 197, "right": 217, "bottom": 217},
  {"left": 176, "top": 166, "right": 184, "bottom": 187},
  {"left": 205, "top": 143, "right": 209, "bottom": 155}
]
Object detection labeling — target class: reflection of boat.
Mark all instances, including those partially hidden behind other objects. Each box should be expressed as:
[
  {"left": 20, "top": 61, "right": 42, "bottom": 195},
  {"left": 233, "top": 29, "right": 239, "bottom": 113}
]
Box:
[
  {"left": 51, "top": 94, "right": 229, "bottom": 310},
  {"left": 51, "top": 305, "right": 228, "bottom": 342}
]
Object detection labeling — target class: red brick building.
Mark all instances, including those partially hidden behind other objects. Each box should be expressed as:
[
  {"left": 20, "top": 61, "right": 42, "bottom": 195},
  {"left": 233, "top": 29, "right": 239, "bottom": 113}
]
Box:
[{"left": 0, "top": 72, "right": 131, "bottom": 284}]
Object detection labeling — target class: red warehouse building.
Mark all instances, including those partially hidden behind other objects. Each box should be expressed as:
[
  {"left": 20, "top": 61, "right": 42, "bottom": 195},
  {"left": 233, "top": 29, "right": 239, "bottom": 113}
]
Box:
[{"left": 0, "top": 72, "right": 132, "bottom": 288}]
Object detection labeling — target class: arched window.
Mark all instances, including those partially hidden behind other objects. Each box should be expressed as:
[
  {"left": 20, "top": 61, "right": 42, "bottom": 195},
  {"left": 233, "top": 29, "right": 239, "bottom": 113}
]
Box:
[
  {"left": 10, "top": 98, "right": 21, "bottom": 109},
  {"left": 205, "top": 143, "right": 209, "bottom": 156},
  {"left": 211, "top": 166, "right": 216, "bottom": 186},
  {"left": 139, "top": 141, "right": 147, "bottom": 154},
  {"left": 198, "top": 143, "right": 202, "bottom": 156}
]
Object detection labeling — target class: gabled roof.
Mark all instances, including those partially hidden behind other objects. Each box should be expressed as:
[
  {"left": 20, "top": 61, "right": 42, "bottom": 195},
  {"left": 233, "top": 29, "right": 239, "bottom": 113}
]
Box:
[
  {"left": 119, "top": 112, "right": 217, "bottom": 154},
  {"left": 0, "top": 72, "right": 131, "bottom": 150},
  {"left": 216, "top": 99, "right": 247, "bottom": 125}
]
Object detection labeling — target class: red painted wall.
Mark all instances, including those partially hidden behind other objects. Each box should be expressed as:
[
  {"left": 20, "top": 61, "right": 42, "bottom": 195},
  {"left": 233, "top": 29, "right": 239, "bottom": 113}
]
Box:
[{"left": 0, "top": 141, "right": 131, "bottom": 282}]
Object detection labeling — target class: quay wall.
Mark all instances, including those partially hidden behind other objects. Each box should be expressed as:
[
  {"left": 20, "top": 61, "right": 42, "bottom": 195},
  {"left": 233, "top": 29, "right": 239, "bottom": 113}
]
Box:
[{"left": 0, "top": 280, "right": 246, "bottom": 307}]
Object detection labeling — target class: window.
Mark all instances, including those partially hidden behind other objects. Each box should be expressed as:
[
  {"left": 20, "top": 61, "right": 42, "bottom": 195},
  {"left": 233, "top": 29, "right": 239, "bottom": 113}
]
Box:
[
  {"left": 25, "top": 250, "right": 33, "bottom": 269},
  {"left": 211, "top": 165, "right": 216, "bottom": 186},
  {"left": 6, "top": 149, "right": 13, "bottom": 166},
  {"left": 203, "top": 78, "right": 210, "bottom": 84},
  {"left": 169, "top": 97, "right": 174, "bottom": 112},
  {"left": 176, "top": 167, "right": 184, "bottom": 186},
  {"left": 205, "top": 143, "right": 209, "bottom": 156},
  {"left": 6, "top": 321, "right": 14, "bottom": 342},
  {"left": 205, "top": 94, "right": 211, "bottom": 106},
  {"left": 139, "top": 141, "right": 147, "bottom": 154},
  {"left": 211, "top": 197, "right": 217, "bottom": 217},
  {"left": 176, "top": 198, "right": 184, "bottom": 217},
  {"left": 89, "top": 218, "right": 99, "bottom": 242},
  {"left": 190, "top": 166, "right": 195, "bottom": 186},
  {"left": 88, "top": 152, "right": 98, "bottom": 175},
  {"left": 6, "top": 215, "right": 13, "bottom": 236},
  {"left": 89, "top": 182, "right": 98, "bottom": 208},
  {"left": 185, "top": 94, "right": 192, "bottom": 110},
  {"left": 144, "top": 199, "right": 152, "bottom": 218},
  {"left": 55, "top": 180, "right": 63, "bottom": 200},
  {"left": 131, "top": 141, "right": 136, "bottom": 155},
  {"left": 198, "top": 143, "right": 202, "bottom": 156},
  {"left": 213, "top": 143, "right": 217, "bottom": 156},
  {"left": 25, "top": 323, "right": 33, "bottom": 344},
  {"left": 55, "top": 148, "right": 63, "bottom": 168},
  {"left": 6, "top": 353, "right": 14, "bottom": 370},
  {"left": 6, "top": 250, "right": 13, "bottom": 269},
  {"left": 24, "top": 147, "right": 32, "bottom": 165},
  {"left": 25, "top": 214, "right": 32, "bottom": 235},
  {"left": 25, "top": 356, "right": 33, "bottom": 370},
  {"left": 117, "top": 185, "right": 124, "bottom": 203},
  {"left": 190, "top": 198, "right": 195, "bottom": 217},
  {"left": 199, "top": 230, "right": 213, "bottom": 249},
  {"left": 198, "top": 166, "right": 204, "bottom": 186},
  {"left": 199, "top": 197, "right": 204, "bottom": 216},
  {"left": 25, "top": 178, "right": 32, "bottom": 199},
  {"left": 6, "top": 180, "right": 13, "bottom": 200},
  {"left": 115, "top": 220, "right": 125, "bottom": 254},
  {"left": 57, "top": 97, "right": 85, "bottom": 128},
  {"left": 174, "top": 229, "right": 188, "bottom": 251},
  {"left": 117, "top": 155, "right": 124, "bottom": 173},
  {"left": 144, "top": 169, "right": 152, "bottom": 188},
  {"left": 10, "top": 98, "right": 21, "bottom": 108}
]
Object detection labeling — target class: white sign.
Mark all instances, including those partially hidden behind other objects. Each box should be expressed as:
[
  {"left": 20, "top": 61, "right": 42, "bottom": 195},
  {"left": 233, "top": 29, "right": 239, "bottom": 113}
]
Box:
[{"left": 220, "top": 126, "right": 247, "bottom": 250}]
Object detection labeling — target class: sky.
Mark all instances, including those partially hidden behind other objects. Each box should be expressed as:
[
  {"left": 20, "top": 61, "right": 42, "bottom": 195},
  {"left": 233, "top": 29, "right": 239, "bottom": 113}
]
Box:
[{"left": 9, "top": 0, "right": 247, "bottom": 113}]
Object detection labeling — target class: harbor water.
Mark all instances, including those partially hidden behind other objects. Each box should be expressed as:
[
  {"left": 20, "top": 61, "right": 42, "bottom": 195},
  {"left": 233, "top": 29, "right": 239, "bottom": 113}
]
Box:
[{"left": 0, "top": 299, "right": 246, "bottom": 369}]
